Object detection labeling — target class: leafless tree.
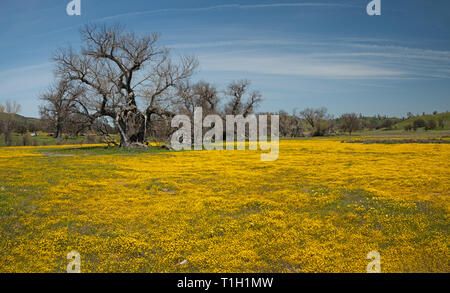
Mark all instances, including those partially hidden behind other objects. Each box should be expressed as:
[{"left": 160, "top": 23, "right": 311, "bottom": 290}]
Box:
[
  {"left": 39, "top": 79, "right": 83, "bottom": 138},
  {"left": 176, "top": 81, "right": 220, "bottom": 117},
  {"left": 340, "top": 113, "right": 360, "bottom": 135},
  {"left": 0, "top": 100, "right": 22, "bottom": 146},
  {"left": 53, "top": 23, "right": 197, "bottom": 148},
  {"left": 299, "top": 107, "right": 333, "bottom": 136},
  {"left": 5, "top": 100, "right": 21, "bottom": 114},
  {"left": 224, "top": 80, "right": 262, "bottom": 117},
  {"left": 300, "top": 107, "right": 328, "bottom": 129},
  {"left": 279, "top": 110, "right": 303, "bottom": 137},
  {"left": 65, "top": 113, "right": 91, "bottom": 136}
]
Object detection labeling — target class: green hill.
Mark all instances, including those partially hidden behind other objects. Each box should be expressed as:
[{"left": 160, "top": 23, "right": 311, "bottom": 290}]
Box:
[
  {"left": 395, "top": 112, "right": 450, "bottom": 130},
  {"left": 0, "top": 112, "right": 40, "bottom": 125}
]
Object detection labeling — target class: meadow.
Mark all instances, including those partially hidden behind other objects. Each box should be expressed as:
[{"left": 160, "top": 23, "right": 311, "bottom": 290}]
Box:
[{"left": 0, "top": 138, "right": 448, "bottom": 273}]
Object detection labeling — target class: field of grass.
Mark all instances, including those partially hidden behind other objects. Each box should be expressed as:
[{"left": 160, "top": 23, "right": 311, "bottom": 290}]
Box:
[
  {"left": 0, "top": 132, "right": 108, "bottom": 147},
  {"left": 0, "top": 138, "right": 448, "bottom": 272}
]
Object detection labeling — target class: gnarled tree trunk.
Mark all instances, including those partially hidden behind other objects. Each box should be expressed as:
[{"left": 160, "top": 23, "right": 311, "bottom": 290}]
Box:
[{"left": 116, "top": 104, "right": 147, "bottom": 148}]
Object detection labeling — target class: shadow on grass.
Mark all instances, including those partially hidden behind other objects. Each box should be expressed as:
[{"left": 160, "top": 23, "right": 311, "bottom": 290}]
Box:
[{"left": 35, "top": 145, "right": 179, "bottom": 156}]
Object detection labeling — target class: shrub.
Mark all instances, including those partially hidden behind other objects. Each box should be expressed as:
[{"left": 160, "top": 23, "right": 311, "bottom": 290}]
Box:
[
  {"left": 413, "top": 119, "right": 426, "bottom": 130},
  {"left": 86, "top": 135, "right": 96, "bottom": 144},
  {"left": 377, "top": 119, "right": 394, "bottom": 130},
  {"left": 22, "top": 134, "right": 31, "bottom": 146},
  {"left": 16, "top": 123, "right": 28, "bottom": 135},
  {"left": 311, "top": 121, "right": 329, "bottom": 137},
  {"left": 425, "top": 120, "right": 437, "bottom": 130},
  {"left": 4, "top": 131, "right": 12, "bottom": 146},
  {"left": 404, "top": 124, "right": 413, "bottom": 131}
]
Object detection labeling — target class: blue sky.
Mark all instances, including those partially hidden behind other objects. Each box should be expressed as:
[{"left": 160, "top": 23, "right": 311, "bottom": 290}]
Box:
[{"left": 0, "top": 0, "right": 449, "bottom": 117}]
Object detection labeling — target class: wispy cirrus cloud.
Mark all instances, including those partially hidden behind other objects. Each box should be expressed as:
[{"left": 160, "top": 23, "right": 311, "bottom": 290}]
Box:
[
  {"left": 0, "top": 63, "right": 53, "bottom": 108},
  {"left": 169, "top": 37, "right": 450, "bottom": 80},
  {"left": 198, "top": 54, "right": 407, "bottom": 79},
  {"left": 96, "top": 2, "right": 357, "bottom": 22}
]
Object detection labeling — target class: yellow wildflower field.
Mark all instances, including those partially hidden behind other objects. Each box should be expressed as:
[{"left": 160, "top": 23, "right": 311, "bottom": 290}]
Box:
[{"left": 0, "top": 139, "right": 448, "bottom": 273}]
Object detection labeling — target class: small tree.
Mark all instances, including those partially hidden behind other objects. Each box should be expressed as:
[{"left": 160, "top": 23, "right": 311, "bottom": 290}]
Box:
[
  {"left": 0, "top": 100, "right": 21, "bottom": 146},
  {"left": 39, "top": 79, "right": 82, "bottom": 139},
  {"left": 279, "top": 110, "right": 303, "bottom": 137},
  {"left": 224, "top": 80, "right": 262, "bottom": 117},
  {"left": 5, "top": 101, "right": 21, "bottom": 114},
  {"left": 425, "top": 120, "right": 437, "bottom": 130},
  {"left": 300, "top": 107, "right": 330, "bottom": 136},
  {"left": 404, "top": 124, "right": 413, "bottom": 131},
  {"left": 340, "top": 113, "right": 360, "bottom": 135}
]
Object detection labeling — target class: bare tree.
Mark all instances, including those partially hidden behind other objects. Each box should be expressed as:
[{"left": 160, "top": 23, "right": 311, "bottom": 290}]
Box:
[
  {"left": 340, "top": 113, "right": 360, "bottom": 135},
  {"left": 39, "top": 79, "right": 83, "bottom": 138},
  {"left": 65, "top": 112, "right": 91, "bottom": 136},
  {"left": 224, "top": 80, "right": 262, "bottom": 117},
  {"left": 5, "top": 101, "right": 21, "bottom": 114},
  {"left": 279, "top": 110, "right": 303, "bottom": 137},
  {"left": 300, "top": 107, "right": 327, "bottom": 129},
  {"left": 300, "top": 107, "right": 331, "bottom": 136},
  {"left": 0, "top": 100, "right": 22, "bottom": 146},
  {"left": 53, "top": 24, "right": 197, "bottom": 148}
]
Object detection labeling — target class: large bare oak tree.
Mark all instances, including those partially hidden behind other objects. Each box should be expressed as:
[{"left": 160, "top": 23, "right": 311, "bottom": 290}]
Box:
[{"left": 53, "top": 24, "right": 197, "bottom": 147}]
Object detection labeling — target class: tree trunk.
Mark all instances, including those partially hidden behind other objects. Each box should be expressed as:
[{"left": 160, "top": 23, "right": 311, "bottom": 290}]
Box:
[
  {"left": 55, "top": 122, "right": 63, "bottom": 139},
  {"left": 116, "top": 104, "right": 147, "bottom": 148}
]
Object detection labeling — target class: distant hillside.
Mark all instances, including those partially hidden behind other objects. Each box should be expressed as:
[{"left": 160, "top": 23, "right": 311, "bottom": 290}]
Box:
[
  {"left": 395, "top": 112, "right": 450, "bottom": 130},
  {"left": 0, "top": 112, "right": 40, "bottom": 124}
]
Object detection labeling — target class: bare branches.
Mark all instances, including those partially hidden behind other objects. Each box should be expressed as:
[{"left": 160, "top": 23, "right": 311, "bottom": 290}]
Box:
[
  {"left": 39, "top": 79, "right": 85, "bottom": 138},
  {"left": 300, "top": 107, "right": 328, "bottom": 129},
  {"left": 47, "top": 24, "right": 263, "bottom": 147},
  {"left": 2, "top": 100, "right": 22, "bottom": 114},
  {"left": 340, "top": 113, "right": 361, "bottom": 135},
  {"left": 225, "top": 79, "right": 262, "bottom": 117}
]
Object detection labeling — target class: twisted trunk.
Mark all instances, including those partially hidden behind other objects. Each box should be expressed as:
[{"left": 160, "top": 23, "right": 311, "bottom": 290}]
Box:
[{"left": 116, "top": 104, "right": 147, "bottom": 148}]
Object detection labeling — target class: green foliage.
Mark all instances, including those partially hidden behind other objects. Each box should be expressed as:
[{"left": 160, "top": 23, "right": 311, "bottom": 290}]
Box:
[
  {"left": 413, "top": 119, "right": 426, "bottom": 130},
  {"left": 425, "top": 120, "right": 437, "bottom": 130},
  {"left": 395, "top": 112, "right": 450, "bottom": 131}
]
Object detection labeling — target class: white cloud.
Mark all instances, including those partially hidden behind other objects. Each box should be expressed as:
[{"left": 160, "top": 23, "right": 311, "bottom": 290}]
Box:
[
  {"left": 170, "top": 38, "right": 450, "bottom": 80},
  {"left": 199, "top": 54, "right": 406, "bottom": 79},
  {"left": 96, "top": 2, "right": 356, "bottom": 22}
]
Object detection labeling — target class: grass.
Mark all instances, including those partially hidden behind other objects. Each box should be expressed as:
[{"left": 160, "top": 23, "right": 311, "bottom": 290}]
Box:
[
  {"left": 351, "top": 128, "right": 450, "bottom": 138},
  {"left": 0, "top": 132, "right": 101, "bottom": 147},
  {"left": 35, "top": 145, "right": 176, "bottom": 156}
]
